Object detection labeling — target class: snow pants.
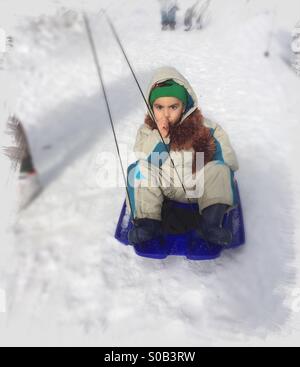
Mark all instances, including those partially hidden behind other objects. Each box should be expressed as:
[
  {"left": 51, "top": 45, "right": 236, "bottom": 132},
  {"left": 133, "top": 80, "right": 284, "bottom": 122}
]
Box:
[{"left": 126, "top": 160, "right": 236, "bottom": 221}]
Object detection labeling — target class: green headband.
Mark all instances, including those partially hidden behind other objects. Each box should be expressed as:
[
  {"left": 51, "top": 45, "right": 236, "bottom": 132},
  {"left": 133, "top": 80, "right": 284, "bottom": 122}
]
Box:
[{"left": 149, "top": 80, "right": 188, "bottom": 107}]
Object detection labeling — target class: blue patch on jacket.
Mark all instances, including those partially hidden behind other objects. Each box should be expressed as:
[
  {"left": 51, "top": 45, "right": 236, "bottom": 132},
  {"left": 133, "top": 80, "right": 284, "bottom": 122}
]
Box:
[{"left": 147, "top": 141, "right": 170, "bottom": 168}]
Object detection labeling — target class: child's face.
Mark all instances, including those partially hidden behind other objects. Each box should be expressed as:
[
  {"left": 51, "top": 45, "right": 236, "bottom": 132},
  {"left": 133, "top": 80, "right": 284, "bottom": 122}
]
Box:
[{"left": 153, "top": 97, "right": 185, "bottom": 137}]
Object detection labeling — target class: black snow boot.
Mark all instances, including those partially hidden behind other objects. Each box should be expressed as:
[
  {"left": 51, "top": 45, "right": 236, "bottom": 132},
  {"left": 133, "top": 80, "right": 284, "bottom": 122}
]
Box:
[
  {"left": 200, "top": 204, "right": 232, "bottom": 246},
  {"left": 128, "top": 218, "right": 163, "bottom": 246}
]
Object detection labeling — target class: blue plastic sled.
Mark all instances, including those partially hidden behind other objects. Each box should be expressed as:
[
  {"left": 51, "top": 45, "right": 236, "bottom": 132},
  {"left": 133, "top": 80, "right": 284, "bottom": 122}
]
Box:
[{"left": 115, "top": 181, "right": 245, "bottom": 261}]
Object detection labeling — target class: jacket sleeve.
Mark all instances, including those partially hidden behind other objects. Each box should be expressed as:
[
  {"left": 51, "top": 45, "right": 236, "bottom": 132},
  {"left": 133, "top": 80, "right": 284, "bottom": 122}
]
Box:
[
  {"left": 134, "top": 124, "right": 170, "bottom": 161},
  {"left": 213, "top": 124, "right": 239, "bottom": 172}
]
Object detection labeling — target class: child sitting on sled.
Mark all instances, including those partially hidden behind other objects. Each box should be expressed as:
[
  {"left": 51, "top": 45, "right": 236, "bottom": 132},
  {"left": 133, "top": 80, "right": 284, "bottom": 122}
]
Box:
[{"left": 127, "top": 67, "right": 239, "bottom": 247}]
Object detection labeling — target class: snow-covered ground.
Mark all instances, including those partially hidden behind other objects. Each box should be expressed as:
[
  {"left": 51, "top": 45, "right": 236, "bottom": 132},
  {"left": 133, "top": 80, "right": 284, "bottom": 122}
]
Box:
[{"left": 1, "top": 0, "right": 300, "bottom": 347}]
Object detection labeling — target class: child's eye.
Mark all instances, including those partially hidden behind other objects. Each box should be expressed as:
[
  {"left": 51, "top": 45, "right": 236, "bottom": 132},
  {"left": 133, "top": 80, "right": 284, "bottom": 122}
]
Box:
[{"left": 171, "top": 106, "right": 178, "bottom": 110}]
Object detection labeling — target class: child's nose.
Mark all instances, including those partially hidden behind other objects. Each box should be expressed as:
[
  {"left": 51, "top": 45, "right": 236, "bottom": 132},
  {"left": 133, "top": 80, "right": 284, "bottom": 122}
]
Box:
[{"left": 164, "top": 110, "right": 170, "bottom": 119}]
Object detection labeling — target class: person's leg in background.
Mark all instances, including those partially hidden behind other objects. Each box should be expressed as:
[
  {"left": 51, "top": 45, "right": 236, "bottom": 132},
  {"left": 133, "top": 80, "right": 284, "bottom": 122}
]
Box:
[
  {"left": 161, "top": 10, "right": 169, "bottom": 30},
  {"left": 6, "top": 116, "right": 42, "bottom": 209},
  {"left": 168, "top": 6, "right": 178, "bottom": 30}
]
